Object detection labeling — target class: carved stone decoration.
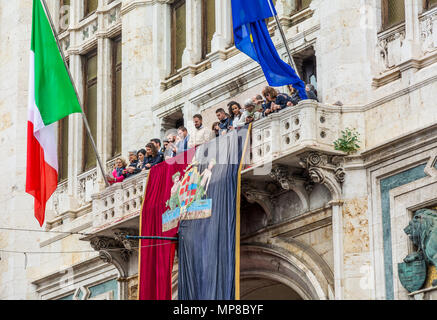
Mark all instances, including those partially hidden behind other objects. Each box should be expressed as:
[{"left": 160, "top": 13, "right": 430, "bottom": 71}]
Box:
[
  {"left": 334, "top": 167, "right": 346, "bottom": 184},
  {"left": 113, "top": 228, "right": 137, "bottom": 251},
  {"left": 377, "top": 29, "right": 406, "bottom": 71},
  {"left": 89, "top": 228, "right": 138, "bottom": 269},
  {"left": 299, "top": 152, "right": 346, "bottom": 199},
  {"left": 398, "top": 209, "right": 437, "bottom": 292},
  {"left": 308, "top": 167, "right": 325, "bottom": 184},
  {"left": 269, "top": 165, "right": 295, "bottom": 190},
  {"left": 99, "top": 250, "right": 113, "bottom": 264},
  {"left": 90, "top": 236, "right": 119, "bottom": 251},
  {"left": 420, "top": 12, "right": 437, "bottom": 53}
]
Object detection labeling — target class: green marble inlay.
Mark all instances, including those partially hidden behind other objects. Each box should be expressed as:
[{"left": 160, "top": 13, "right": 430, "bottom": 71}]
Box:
[
  {"left": 88, "top": 278, "right": 118, "bottom": 300},
  {"left": 380, "top": 163, "right": 427, "bottom": 300},
  {"left": 58, "top": 294, "right": 73, "bottom": 300}
]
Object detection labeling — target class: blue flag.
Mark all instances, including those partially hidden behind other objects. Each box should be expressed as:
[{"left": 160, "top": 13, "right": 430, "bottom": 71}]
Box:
[
  {"left": 231, "top": 0, "right": 308, "bottom": 99},
  {"left": 176, "top": 127, "right": 250, "bottom": 300}
]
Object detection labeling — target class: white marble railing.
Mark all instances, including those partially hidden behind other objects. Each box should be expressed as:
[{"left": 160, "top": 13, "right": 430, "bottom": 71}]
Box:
[
  {"left": 250, "top": 100, "right": 341, "bottom": 167},
  {"left": 90, "top": 171, "right": 148, "bottom": 231},
  {"left": 377, "top": 23, "right": 406, "bottom": 73},
  {"left": 420, "top": 7, "right": 437, "bottom": 54},
  {"left": 77, "top": 167, "right": 98, "bottom": 207}
]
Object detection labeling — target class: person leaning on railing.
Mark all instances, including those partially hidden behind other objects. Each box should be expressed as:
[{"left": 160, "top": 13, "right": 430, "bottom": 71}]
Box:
[
  {"left": 123, "top": 150, "right": 139, "bottom": 179},
  {"left": 262, "top": 86, "right": 297, "bottom": 116},
  {"left": 144, "top": 142, "right": 163, "bottom": 170},
  {"left": 243, "top": 99, "right": 262, "bottom": 125},
  {"left": 107, "top": 157, "right": 127, "bottom": 185}
]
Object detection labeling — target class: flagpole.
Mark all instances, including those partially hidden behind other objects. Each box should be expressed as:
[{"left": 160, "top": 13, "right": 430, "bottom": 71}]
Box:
[
  {"left": 40, "top": 0, "right": 110, "bottom": 187},
  {"left": 266, "top": 0, "right": 301, "bottom": 79}
]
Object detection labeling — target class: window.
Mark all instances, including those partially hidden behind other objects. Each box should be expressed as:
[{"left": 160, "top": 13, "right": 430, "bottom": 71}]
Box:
[
  {"left": 296, "top": 0, "right": 312, "bottom": 11},
  {"left": 111, "top": 37, "right": 122, "bottom": 158},
  {"left": 202, "top": 0, "right": 216, "bottom": 58},
  {"left": 171, "top": 0, "right": 186, "bottom": 73},
  {"left": 382, "top": 0, "right": 405, "bottom": 30},
  {"left": 293, "top": 46, "right": 317, "bottom": 89},
  {"left": 59, "top": 0, "right": 70, "bottom": 33},
  {"left": 424, "top": 0, "right": 437, "bottom": 10},
  {"left": 82, "top": 51, "right": 98, "bottom": 172},
  {"left": 58, "top": 116, "right": 69, "bottom": 182},
  {"left": 84, "top": 0, "right": 98, "bottom": 18}
]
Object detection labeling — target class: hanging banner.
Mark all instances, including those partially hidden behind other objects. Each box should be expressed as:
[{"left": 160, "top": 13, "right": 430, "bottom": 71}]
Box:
[{"left": 177, "top": 126, "right": 251, "bottom": 300}]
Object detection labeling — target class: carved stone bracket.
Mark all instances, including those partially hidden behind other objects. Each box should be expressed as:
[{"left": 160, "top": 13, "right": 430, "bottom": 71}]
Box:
[
  {"left": 89, "top": 228, "right": 138, "bottom": 278},
  {"left": 269, "top": 164, "right": 295, "bottom": 190},
  {"left": 299, "top": 152, "right": 346, "bottom": 199}
]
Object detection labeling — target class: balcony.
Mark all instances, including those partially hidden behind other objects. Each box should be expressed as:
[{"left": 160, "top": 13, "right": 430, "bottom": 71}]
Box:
[
  {"left": 249, "top": 99, "right": 341, "bottom": 166},
  {"left": 76, "top": 100, "right": 344, "bottom": 236},
  {"left": 72, "top": 100, "right": 347, "bottom": 273}
]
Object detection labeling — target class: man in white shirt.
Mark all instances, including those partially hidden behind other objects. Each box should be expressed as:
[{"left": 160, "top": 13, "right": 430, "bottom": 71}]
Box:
[{"left": 188, "top": 114, "right": 214, "bottom": 148}]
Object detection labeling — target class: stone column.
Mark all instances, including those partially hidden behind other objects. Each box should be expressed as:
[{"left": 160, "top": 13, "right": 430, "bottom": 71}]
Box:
[
  {"left": 68, "top": 52, "right": 85, "bottom": 199},
  {"left": 120, "top": 2, "right": 156, "bottom": 152},
  {"left": 401, "top": 0, "right": 422, "bottom": 63},
  {"left": 152, "top": 1, "right": 172, "bottom": 86},
  {"left": 210, "top": 0, "right": 233, "bottom": 58},
  {"left": 96, "top": 34, "right": 112, "bottom": 190},
  {"left": 182, "top": 0, "right": 202, "bottom": 66}
]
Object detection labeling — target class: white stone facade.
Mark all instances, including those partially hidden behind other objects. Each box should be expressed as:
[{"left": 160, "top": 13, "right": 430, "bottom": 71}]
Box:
[{"left": 1, "top": 0, "right": 437, "bottom": 300}]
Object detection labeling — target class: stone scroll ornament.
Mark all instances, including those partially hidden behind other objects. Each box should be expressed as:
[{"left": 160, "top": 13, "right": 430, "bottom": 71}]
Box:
[{"left": 398, "top": 209, "right": 437, "bottom": 293}]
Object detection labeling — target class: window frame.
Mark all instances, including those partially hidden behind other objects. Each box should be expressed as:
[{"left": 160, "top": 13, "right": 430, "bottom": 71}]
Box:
[
  {"left": 81, "top": 50, "right": 98, "bottom": 172},
  {"left": 83, "top": 0, "right": 99, "bottom": 20},
  {"left": 424, "top": 0, "right": 437, "bottom": 10},
  {"left": 111, "top": 36, "right": 122, "bottom": 158},
  {"left": 170, "top": 0, "right": 186, "bottom": 75},
  {"left": 381, "top": 0, "right": 406, "bottom": 31},
  {"left": 201, "top": 0, "right": 216, "bottom": 60},
  {"left": 295, "top": 0, "right": 311, "bottom": 12}
]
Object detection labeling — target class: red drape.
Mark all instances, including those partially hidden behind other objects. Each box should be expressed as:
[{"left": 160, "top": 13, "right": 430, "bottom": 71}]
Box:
[{"left": 138, "top": 149, "right": 195, "bottom": 300}]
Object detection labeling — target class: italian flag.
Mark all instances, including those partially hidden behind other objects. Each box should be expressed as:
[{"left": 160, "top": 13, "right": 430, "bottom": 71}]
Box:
[{"left": 26, "top": 0, "right": 81, "bottom": 226}]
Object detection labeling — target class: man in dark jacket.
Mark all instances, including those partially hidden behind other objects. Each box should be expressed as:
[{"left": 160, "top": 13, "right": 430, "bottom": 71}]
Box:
[
  {"left": 215, "top": 108, "right": 231, "bottom": 134},
  {"left": 305, "top": 84, "right": 318, "bottom": 101}
]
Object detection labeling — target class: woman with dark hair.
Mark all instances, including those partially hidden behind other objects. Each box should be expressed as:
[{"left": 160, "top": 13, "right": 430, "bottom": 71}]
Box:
[
  {"left": 212, "top": 122, "right": 220, "bottom": 137},
  {"left": 227, "top": 101, "right": 246, "bottom": 129},
  {"left": 134, "top": 149, "right": 147, "bottom": 173},
  {"left": 144, "top": 143, "right": 163, "bottom": 169}
]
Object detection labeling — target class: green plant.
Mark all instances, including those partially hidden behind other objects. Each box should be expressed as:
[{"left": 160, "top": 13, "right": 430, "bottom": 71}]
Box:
[{"left": 333, "top": 128, "right": 361, "bottom": 154}]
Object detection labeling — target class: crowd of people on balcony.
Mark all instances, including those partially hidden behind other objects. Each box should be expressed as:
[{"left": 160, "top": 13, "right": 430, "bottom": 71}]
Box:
[{"left": 107, "top": 84, "right": 318, "bottom": 185}]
